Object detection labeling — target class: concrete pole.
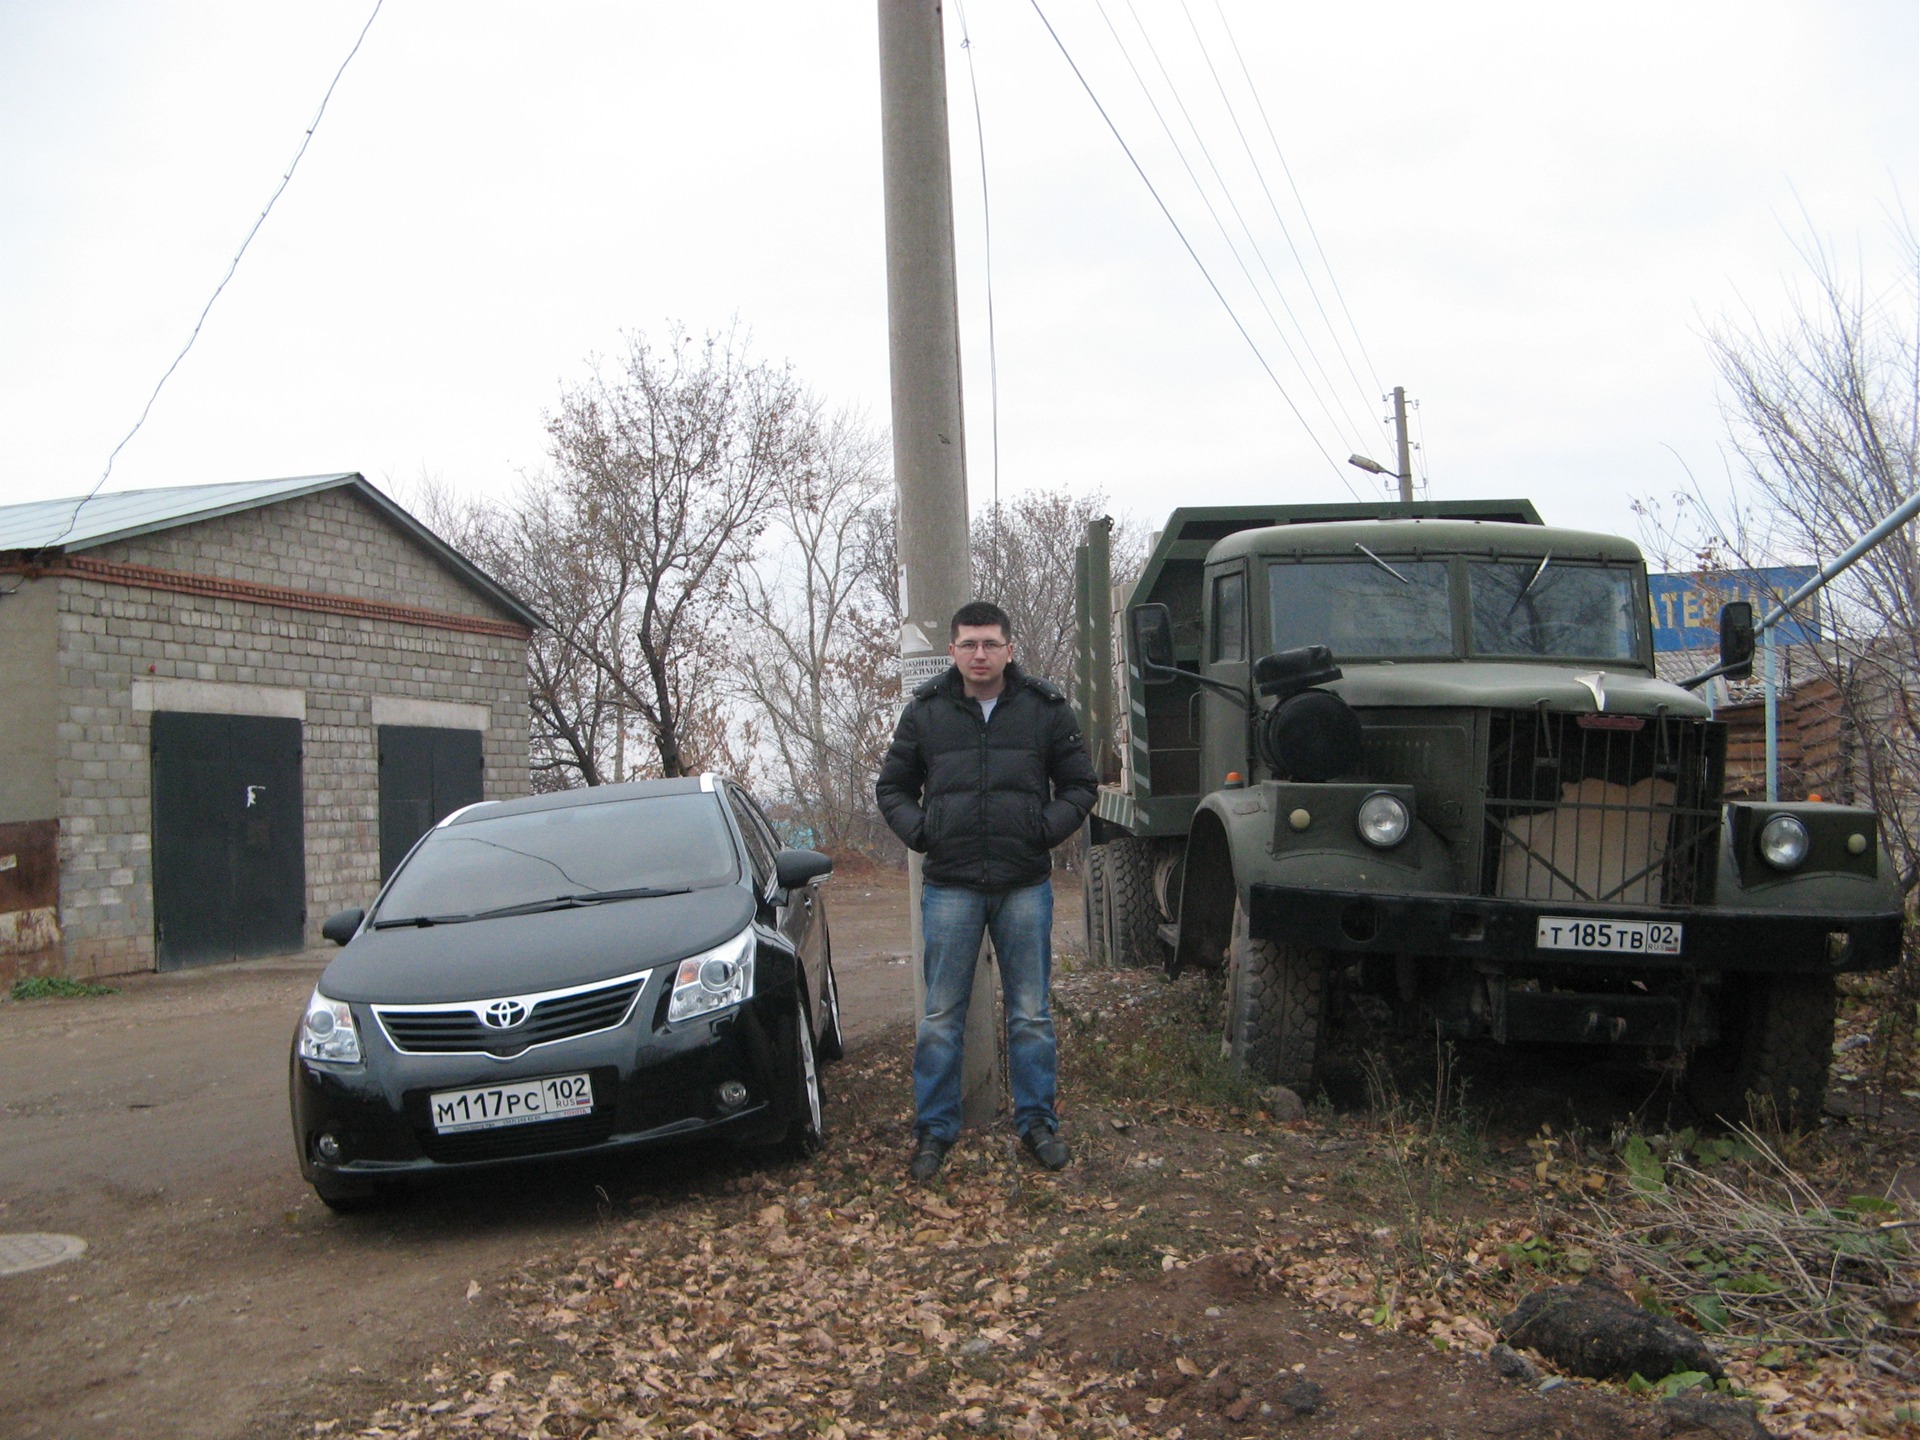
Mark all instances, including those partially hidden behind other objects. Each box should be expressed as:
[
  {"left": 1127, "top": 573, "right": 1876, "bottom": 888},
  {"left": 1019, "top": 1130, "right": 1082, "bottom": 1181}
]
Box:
[
  {"left": 1391, "top": 386, "right": 1413, "bottom": 504},
  {"left": 878, "top": 0, "right": 1000, "bottom": 1129}
]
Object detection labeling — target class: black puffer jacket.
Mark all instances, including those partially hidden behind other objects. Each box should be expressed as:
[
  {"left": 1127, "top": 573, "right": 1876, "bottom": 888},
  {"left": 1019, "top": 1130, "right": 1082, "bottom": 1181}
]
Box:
[{"left": 875, "top": 663, "right": 1098, "bottom": 891}]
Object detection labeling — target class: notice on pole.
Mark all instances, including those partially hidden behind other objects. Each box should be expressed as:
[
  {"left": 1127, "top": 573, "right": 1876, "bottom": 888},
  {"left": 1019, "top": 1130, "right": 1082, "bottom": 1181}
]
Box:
[
  {"left": 900, "top": 652, "right": 948, "bottom": 694},
  {"left": 1648, "top": 567, "right": 1819, "bottom": 652}
]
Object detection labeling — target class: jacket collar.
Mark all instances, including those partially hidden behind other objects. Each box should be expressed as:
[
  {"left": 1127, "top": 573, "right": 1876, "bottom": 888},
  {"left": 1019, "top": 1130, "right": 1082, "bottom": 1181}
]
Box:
[{"left": 918, "top": 659, "right": 1031, "bottom": 704}]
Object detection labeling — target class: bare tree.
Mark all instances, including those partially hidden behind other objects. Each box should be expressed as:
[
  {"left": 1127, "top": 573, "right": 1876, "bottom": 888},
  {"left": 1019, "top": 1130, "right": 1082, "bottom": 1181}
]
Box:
[
  {"left": 545, "top": 327, "right": 810, "bottom": 778},
  {"left": 732, "top": 408, "right": 899, "bottom": 852},
  {"left": 1699, "top": 221, "right": 1920, "bottom": 894},
  {"left": 970, "top": 487, "right": 1146, "bottom": 687}
]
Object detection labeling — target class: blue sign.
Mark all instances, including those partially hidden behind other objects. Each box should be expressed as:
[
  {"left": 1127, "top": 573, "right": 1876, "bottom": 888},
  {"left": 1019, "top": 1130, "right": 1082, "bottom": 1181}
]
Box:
[{"left": 1648, "top": 567, "right": 1820, "bottom": 653}]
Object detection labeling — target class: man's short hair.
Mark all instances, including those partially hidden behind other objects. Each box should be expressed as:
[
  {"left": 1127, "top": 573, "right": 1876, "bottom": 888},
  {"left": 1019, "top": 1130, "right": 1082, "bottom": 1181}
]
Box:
[{"left": 950, "top": 600, "right": 1012, "bottom": 640}]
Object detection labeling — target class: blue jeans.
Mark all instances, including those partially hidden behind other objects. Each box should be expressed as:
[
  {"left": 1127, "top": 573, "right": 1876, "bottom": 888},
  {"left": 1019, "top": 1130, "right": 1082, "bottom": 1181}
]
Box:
[{"left": 914, "top": 878, "right": 1058, "bottom": 1144}]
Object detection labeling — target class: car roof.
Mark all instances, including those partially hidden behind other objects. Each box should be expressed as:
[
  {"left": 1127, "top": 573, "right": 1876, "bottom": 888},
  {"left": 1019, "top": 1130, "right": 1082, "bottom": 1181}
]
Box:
[{"left": 439, "top": 775, "right": 726, "bottom": 827}]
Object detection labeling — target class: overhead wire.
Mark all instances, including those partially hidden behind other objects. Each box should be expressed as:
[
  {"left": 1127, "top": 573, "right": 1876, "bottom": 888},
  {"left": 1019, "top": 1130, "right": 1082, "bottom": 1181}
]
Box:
[
  {"left": 1180, "top": 0, "right": 1389, "bottom": 447},
  {"left": 952, "top": 0, "right": 1004, "bottom": 595},
  {"left": 1027, "top": 0, "right": 1358, "bottom": 496},
  {"left": 49, "top": 0, "right": 385, "bottom": 548},
  {"left": 1107, "top": 0, "right": 1376, "bottom": 458}
]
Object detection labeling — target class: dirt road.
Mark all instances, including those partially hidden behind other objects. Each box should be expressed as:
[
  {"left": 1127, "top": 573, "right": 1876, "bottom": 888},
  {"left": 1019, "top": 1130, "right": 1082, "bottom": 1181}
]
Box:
[{"left": 0, "top": 869, "right": 935, "bottom": 1440}]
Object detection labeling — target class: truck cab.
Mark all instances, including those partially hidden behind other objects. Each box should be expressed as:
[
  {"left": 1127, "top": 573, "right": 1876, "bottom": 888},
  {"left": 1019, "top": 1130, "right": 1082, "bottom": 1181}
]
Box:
[{"left": 1077, "top": 502, "right": 1901, "bottom": 1123}]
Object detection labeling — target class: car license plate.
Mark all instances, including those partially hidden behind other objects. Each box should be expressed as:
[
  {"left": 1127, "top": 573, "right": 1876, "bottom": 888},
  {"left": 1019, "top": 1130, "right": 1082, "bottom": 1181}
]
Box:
[
  {"left": 1536, "top": 917, "right": 1682, "bottom": 955},
  {"left": 429, "top": 1073, "right": 594, "bottom": 1134}
]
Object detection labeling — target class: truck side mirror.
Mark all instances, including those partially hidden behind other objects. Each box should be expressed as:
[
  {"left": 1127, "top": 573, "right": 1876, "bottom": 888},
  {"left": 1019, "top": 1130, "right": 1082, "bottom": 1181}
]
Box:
[
  {"left": 1719, "top": 599, "right": 1755, "bottom": 680},
  {"left": 1130, "top": 603, "right": 1177, "bottom": 682}
]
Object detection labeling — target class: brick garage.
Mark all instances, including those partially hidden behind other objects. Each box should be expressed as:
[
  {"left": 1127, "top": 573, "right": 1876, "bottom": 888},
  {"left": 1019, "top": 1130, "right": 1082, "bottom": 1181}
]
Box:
[{"left": 0, "top": 474, "right": 538, "bottom": 981}]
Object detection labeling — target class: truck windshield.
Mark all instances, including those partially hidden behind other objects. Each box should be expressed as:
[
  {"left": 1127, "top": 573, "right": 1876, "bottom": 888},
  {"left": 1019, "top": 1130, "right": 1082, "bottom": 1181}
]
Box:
[
  {"left": 1468, "top": 560, "right": 1639, "bottom": 660},
  {"left": 1268, "top": 559, "right": 1453, "bottom": 657}
]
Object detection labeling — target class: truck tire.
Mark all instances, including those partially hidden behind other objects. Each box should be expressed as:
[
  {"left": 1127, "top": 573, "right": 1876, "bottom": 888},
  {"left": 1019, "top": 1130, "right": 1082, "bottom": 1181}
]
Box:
[
  {"left": 1082, "top": 841, "right": 1112, "bottom": 967},
  {"left": 1222, "top": 896, "right": 1328, "bottom": 1090},
  {"left": 1686, "top": 974, "right": 1835, "bottom": 1129},
  {"left": 1104, "top": 837, "right": 1162, "bottom": 969}
]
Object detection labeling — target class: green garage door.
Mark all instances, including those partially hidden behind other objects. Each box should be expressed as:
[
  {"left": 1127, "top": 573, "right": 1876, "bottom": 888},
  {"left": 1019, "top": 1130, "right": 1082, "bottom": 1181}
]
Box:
[
  {"left": 378, "top": 725, "right": 484, "bottom": 879},
  {"left": 150, "top": 712, "right": 306, "bottom": 969}
]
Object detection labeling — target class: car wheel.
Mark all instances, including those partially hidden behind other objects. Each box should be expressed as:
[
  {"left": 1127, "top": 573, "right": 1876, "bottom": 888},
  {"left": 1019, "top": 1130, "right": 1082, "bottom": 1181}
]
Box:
[
  {"left": 775, "top": 993, "right": 824, "bottom": 1160},
  {"left": 1222, "top": 895, "right": 1327, "bottom": 1091},
  {"left": 1686, "top": 973, "right": 1835, "bottom": 1129},
  {"left": 816, "top": 956, "right": 846, "bottom": 1064}
]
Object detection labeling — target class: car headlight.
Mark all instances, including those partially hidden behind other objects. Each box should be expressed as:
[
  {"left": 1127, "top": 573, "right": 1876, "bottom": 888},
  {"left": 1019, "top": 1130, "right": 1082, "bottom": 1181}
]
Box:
[
  {"left": 300, "top": 989, "right": 362, "bottom": 1063},
  {"left": 1758, "top": 814, "right": 1810, "bottom": 870},
  {"left": 1356, "top": 792, "right": 1411, "bottom": 849},
  {"left": 667, "top": 927, "right": 756, "bottom": 1023}
]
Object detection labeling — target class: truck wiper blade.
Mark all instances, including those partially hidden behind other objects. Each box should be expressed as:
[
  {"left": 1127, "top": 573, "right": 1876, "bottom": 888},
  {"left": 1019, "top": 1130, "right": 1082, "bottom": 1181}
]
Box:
[
  {"left": 1353, "top": 543, "right": 1410, "bottom": 583},
  {"left": 1509, "top": 551, "right": 1553, "bottom": 613}
]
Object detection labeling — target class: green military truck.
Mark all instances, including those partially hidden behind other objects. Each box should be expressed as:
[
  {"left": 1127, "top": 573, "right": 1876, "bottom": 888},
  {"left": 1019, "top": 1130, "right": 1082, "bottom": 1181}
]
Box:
[{"left": 1072, "top": 500, "right": 1903, "bottom": 1123}]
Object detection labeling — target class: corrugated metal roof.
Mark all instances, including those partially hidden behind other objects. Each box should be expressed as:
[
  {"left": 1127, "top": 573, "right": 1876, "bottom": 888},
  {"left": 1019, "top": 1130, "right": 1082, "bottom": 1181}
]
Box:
[{"left": 0, "top": 474, "right": 541, "bottom": 629}]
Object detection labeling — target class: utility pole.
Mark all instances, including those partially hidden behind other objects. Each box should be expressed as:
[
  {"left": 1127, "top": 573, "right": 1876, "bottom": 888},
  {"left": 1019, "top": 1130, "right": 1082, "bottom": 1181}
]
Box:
[
  {"left": 878, "top": 0, "right": 1000, "bottom": 1128},
  {"left": 1391, "top": 386, "right": 1413, "bottom": 504}
]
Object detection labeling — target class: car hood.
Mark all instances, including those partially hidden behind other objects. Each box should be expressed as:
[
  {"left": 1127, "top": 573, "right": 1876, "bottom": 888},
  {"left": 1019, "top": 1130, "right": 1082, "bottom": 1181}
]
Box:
[
  {"left": 317, "top": 885, "right": 757, "bottom": 1004},
  {"left": 1328, "top": 663, "right": 1712, "bottom": 718}
]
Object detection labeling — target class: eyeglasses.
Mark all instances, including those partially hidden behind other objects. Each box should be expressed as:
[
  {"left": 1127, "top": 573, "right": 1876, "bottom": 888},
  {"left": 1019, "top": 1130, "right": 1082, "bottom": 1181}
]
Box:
[{"left": 952, "top": 639, "right": 1009, "bottom": 654}]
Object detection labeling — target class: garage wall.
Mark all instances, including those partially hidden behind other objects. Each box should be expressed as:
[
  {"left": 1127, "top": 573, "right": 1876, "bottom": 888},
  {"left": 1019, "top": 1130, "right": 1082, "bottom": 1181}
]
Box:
[
  {"left": 0, "top": 575, "right": 58, "bottom": 824},
  {"left": 50, "top": 492, "right": 531, "bottom": 977}
]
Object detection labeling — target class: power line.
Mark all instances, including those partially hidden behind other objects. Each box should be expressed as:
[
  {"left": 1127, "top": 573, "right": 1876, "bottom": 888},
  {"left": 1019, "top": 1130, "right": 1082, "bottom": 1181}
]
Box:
[
  {"left": 1209, "top": 0, "right": 1388, "bottom": 403},
  {"left": 49, "top": 0, "right": 384, "bottom": 548},
  {"left": 952, "top": 0, "right": 1004, "bottom": 594},
  {"left": 1106, "top": 0, "right": 1375, "bottom": 458},
  {"left": 1180, "top": 0, "right": 1387, "bottom": 443},
  {"left": 1028, "top": 0, "right": 1357, "bottom": 496}
]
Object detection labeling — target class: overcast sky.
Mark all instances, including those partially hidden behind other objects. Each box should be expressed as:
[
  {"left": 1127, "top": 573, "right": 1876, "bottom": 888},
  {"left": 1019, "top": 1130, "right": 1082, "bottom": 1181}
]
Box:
[{"left": 3, "top": 2, "right": 1914, "bottom": 550}]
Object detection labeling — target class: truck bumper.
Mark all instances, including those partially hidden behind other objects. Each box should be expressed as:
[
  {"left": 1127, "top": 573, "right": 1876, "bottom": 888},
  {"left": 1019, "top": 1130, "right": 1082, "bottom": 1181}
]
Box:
[{"left": 1246, "top": 883, "right": 1903, "bottom": 976}]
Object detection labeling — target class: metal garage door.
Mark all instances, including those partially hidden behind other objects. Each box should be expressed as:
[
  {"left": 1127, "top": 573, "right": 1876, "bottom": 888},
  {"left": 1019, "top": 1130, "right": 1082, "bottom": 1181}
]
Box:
[
  {"left": 377, "top": 725, "right": 484, "bottom": 879},
  {"left": 150, "top": 712, "right": 306, "bottom": 969}
]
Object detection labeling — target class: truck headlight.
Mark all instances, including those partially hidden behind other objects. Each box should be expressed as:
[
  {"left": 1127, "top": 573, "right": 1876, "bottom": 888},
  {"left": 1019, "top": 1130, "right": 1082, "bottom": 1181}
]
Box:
[
  {"left": 1758, "top": 814, "right": 1810, "bottom": 870},
  {"left": 300, "top": 989, "right": 362, "bottom": 1063},
  {"left": 668, "top": 927, "right": 756, "bottom": 1022},
  {"left": 1356, "top": 792, "right": 1411, "bottom": 849}
]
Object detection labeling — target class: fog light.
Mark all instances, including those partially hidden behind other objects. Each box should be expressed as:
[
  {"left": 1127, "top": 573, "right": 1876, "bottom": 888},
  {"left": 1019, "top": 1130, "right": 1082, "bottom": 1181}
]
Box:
[
  {"left": 316, "top": 1133, "right": 342, "bottom": 1162},
  {"left": 716, "top": 1081, "right": 749, "bottom": 1111},
  {"left": 1759, "top": 814, "right": 1810, "bottom": 870},
  {"left": 1847, "top": 832, "right": 1869, "bottom": 855}
]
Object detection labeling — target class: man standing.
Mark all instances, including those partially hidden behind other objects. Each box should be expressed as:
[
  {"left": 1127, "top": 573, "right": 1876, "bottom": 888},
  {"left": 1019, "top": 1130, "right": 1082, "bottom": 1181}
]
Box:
[{"left": 876, "top": 600, "right": 1099, "bottom": 1182}]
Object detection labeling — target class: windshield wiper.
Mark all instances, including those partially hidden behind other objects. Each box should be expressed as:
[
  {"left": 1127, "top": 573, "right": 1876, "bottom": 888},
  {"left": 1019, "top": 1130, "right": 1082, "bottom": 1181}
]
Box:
[
  {"left": 372, "top": 885, "right": 691, "bottom": 929},
  {"left": 1353, "top": 543, "right": 1410, "bottom": 583},
  {"left": 1506, "top": 551, "right": 1553, "bottom": 617}
]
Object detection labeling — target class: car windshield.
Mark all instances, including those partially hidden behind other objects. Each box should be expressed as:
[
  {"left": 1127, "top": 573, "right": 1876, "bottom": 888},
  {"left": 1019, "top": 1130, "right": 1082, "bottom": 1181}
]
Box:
[
  {"left": 1468, "top": 559, "right": 1640, "bottom": 660},
  {"left": 376, "top": 793, "right": 738, "bottom": 924},
  {"left": 1268, "top": 558, "right": 1453, "bottom": 657}
]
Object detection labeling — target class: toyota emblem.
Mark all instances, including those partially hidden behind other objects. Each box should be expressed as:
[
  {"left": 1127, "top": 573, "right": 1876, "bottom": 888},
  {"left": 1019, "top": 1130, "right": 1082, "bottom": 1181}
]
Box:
[{"left": 482, "top": 999, "right": 528, "bottom": 1029}]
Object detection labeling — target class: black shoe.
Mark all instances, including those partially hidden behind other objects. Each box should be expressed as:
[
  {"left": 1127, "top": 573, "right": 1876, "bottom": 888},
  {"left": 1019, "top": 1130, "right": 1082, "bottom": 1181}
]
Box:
[
  {"left": 909, "top": 1134, "right": 951, "bottom": 1182},
  {"left": 1021, "top": 1126, "right": 1071, "bottom": 1171}
]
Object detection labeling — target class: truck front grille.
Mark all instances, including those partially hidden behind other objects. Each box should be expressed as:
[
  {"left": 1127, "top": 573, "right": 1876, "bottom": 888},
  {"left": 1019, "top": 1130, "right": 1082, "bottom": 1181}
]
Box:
[{"left": 1481, "top": 711, "right": 1724, "bottom": 906}]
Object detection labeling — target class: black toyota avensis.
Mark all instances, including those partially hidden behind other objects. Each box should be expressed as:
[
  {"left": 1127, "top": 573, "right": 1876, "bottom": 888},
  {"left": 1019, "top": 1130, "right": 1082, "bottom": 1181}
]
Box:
[{"left": 290, "top": 776, "right": 841, "bottom": 1210}]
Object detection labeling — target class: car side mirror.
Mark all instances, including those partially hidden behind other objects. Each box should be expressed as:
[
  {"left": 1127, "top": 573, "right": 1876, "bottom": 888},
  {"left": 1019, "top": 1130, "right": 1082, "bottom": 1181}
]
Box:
[
  {"left": 1129, "top": 603, "right": 1177, "bottom": 682},
  {"left": 321, "top": 908, "right": 365, "bottom": 946},
  {"left": 1719, "top": 599, "right": 1755, "bottom": 680},
  {"left": 775, "top": 848, "right": 833, "bottom": 890}
]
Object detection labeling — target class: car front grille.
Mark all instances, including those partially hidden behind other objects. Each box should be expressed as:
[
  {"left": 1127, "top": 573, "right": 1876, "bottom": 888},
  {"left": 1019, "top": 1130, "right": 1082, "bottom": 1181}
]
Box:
[
  {"left": 374, "top": 972, "right": 648, "bottom": 1057},
  {"left": 1481, "top": 710, "right": 1725, "bottom": 906},
  {"left": 419, "top": 1110, "right": 618, "bottom": 1164}
]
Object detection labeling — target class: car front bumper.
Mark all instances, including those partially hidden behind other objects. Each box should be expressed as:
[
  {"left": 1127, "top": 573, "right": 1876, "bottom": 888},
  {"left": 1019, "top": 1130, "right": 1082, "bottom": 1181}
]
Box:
[
  {"left": 291, "top": 986, "right": 795, "bottom": 1189},
  {"left": 1247, "top": 882, "right": 1903, "bottom": 975}
]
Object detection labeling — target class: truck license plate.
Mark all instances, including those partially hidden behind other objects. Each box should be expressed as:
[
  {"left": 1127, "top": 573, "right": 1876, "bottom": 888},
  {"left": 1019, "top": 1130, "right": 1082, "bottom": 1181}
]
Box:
[
  {"left": 1536, "top": 917, "right": 1682, "bottom": 956},
  {"left": 430, "top": 1073, "right": 594, "bottom": 1134}
]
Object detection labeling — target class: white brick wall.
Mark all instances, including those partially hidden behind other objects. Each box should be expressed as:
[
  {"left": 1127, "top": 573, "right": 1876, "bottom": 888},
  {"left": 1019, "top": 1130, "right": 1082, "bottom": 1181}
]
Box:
[{"left": 51, "top": 487, "right": 530, "bottom": 976}]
